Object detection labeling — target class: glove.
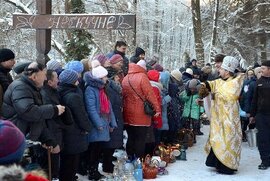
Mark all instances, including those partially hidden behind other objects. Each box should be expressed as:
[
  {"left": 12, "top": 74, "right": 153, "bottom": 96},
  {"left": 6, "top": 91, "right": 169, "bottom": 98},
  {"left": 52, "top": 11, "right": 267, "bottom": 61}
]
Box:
[{"left": 240, "top": 109, "right": 247, "bottom": 117}]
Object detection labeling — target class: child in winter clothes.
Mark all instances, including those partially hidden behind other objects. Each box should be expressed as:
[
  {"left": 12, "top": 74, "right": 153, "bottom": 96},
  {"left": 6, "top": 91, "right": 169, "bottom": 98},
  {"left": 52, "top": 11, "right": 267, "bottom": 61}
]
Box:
[
  {"left": 180, "top": 79, "right": 204, "bottom": 143},
  {"left": 145, "top": 70, "right": 163, "bottom": 155},
  {"left": 84, "top": 60, "right": 117, "bottom": 180}
]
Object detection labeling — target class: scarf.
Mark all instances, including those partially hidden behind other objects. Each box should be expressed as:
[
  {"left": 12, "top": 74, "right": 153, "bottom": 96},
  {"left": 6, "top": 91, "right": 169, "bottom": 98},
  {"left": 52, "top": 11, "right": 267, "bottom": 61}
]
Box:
[{"left": 99, "top": 88, "right": 110, "bottom": 115}]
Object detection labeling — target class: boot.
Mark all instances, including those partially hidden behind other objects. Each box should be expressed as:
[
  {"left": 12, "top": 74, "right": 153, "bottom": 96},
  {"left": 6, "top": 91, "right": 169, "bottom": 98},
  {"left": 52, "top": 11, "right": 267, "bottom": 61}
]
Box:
[
  {"left": 88, "top": 166, "right": 105, "bottom": 180},
  {"left": 195, "top": 122, "right": 204, "bottom": 136}
]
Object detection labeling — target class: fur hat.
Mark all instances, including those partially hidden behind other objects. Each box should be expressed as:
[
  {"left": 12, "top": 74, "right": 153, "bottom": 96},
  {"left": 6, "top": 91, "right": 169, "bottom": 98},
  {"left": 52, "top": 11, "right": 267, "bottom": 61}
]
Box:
[
  {"left": 0, "top": 165, "right": 49, "bottom": 181},
  {"left": 185, "top": 68, "right": 193, "bottom": 76},
  {"left": 0, "top": 120, "right": 26, "bottom": 165},
  {"left": 262, "top": 60, "right": 270, "bottom": 67},
  {"left": 46, "top": 60, "right": 61, "bottom": 71},
  {"left": 59, "top": 69, "right": 78, "bottom": 84},
  {"left": 64, "top": 60, "right": 84, "bottom": 74},
  {"left": 109, "top": 54, "right": 123, "bottom": 64},
  {"left": 147, "top": 70, "right": 160, "bottom": 82},
  {"left": 137, "top": 60, "right": 147, "bottom": 70},
  {"left": 171, "top": 69, "right": 182, "bottom": 81},
  {"left": 221, "top": 56, "right": 239, "bottom": 73},
  {"left": 0, "top": 48, "right": 15, "bottom": 62},
  {"left": 91, "top": 60, "right": 108, "bottom": 79}
]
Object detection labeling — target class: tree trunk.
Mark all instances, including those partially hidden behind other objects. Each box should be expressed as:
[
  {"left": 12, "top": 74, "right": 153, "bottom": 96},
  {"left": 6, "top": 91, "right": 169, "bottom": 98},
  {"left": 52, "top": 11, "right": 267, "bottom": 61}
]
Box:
[
  {"left": 153, "top": 0, "right": 160, "bottom": 54},
  {"left": 191, "top": 0, "right": 204, "bottom": 67},
  {"left": 209, "top": 0, "right": 219, "bottom": 64}
]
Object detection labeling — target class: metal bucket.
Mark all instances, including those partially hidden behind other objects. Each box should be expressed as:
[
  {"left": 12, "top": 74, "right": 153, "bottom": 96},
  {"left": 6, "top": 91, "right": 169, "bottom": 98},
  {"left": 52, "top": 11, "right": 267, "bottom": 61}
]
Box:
[{"left": 245, "top": 128, "right": 258, "bottom": 147}]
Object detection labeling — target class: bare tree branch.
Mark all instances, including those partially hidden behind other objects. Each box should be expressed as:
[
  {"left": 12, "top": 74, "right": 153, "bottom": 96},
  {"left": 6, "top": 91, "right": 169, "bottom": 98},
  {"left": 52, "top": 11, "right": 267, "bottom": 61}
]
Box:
[{"left": 4, "top": 0, "right": 32, "bottom": 14}]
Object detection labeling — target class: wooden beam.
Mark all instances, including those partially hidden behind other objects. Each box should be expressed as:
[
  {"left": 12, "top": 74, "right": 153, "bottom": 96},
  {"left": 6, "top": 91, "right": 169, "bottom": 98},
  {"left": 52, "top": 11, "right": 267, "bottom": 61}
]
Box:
[{"left": 35, "top": 0, "right": 52, "bottom": 65}]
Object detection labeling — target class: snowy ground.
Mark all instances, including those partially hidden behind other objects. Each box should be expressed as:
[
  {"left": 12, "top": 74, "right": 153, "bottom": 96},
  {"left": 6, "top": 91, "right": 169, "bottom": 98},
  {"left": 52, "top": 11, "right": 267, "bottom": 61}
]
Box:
[{"left": 79, "top": 125, "right": 270, "bottom": 181}]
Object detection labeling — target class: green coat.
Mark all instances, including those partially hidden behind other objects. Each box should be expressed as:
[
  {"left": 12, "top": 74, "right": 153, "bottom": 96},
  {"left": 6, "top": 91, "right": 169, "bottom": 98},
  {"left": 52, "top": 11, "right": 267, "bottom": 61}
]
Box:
[{"left": 180, "top": 90, "right": 203, "bottom": 120}]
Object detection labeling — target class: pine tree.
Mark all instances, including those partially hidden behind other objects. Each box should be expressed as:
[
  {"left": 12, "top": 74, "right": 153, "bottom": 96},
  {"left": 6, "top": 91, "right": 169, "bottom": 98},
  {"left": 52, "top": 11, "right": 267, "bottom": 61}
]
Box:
[{"left": 64, "top": 0, "right": 93, "bottom": 61}]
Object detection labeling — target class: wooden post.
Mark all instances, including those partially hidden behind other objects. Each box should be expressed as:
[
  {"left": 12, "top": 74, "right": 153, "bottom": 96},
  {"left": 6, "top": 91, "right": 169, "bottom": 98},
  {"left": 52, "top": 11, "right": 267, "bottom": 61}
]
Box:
[{"left": 36, "top": 0, "right": 52, "bottom": 65}]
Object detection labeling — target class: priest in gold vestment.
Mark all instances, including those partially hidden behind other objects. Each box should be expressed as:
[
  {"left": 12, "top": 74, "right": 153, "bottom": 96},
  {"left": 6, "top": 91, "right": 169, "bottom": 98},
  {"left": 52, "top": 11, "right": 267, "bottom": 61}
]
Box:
[{"left": 199, "top": 56, "right": 245, "bottom": 174}]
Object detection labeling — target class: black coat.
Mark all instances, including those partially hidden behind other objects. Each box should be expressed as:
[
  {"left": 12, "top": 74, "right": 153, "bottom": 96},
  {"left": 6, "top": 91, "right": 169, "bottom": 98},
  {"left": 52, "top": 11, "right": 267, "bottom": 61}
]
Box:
[
  {"left": 250, "top": 76, "right": 270, "bottom": 117},
  {"left": 41, "top": 85, "right": 65, "bottom": 147},
  {"left": 2, "top": 75, "right": 58, "bottom": 146},
  {"left": 58, "top": 83, "right": 92, "bottom": 154},
  {"left": 168, "top": 78, "right": 185, "bottom": 130},
  {"left": 103, "top": 80, "right": 124, "bottom": 148},
  {"left": 0, "top": 65, "right": 13, "bottom": 92}
]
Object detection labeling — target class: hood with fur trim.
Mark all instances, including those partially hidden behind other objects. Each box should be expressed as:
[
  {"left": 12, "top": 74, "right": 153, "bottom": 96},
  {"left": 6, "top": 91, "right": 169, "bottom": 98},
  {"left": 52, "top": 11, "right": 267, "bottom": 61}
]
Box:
[{"left": 0, "top": 165, "right": 48, "bottom": 181}]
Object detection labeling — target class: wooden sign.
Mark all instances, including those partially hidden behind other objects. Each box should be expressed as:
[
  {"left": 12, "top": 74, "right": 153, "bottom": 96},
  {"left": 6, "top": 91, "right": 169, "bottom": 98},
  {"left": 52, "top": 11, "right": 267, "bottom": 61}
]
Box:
[{"left": 13, "top": 14, "right": 136, "bottom": 30}]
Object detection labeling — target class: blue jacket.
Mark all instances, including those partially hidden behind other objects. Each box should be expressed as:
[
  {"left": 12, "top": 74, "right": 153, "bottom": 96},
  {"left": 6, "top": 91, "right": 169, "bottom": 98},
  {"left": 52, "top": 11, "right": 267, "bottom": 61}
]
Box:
[
  {"left": 84, "top": 72, "right": 117, "bottom": 142},
  {"left": 159, "top": 71, "right": 171, "bottom": 130}
]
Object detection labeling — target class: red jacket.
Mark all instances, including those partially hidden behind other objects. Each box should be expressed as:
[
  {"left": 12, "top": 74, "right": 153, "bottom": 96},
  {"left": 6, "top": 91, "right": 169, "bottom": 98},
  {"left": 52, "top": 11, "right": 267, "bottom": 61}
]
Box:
[
  {"left": 151, "top": 86, "right": 162, "bottom": 128},
  {"left": 122, "top": 63, "right": 161, "bottom": 126}
]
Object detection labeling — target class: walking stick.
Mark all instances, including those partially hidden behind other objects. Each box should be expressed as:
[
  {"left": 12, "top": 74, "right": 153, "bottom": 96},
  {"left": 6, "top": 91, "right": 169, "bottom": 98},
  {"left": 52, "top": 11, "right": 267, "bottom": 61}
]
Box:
[{"left": 47, "top": 148, "right": 52, "bottom": 181}]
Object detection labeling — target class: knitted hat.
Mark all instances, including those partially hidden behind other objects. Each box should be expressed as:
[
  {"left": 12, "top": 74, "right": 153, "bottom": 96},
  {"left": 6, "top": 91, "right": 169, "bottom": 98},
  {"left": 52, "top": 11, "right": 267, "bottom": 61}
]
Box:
[
  {"left": 262, "top": 60, "right": 270, "bottom": 67},
  {"left": 154, "top": 64, "right": 164, "bottom": 72},
  {"left": 137, "top": 60, "right": 147, "bottom": 70},
  {"left": 185, "top": 68, "right": 193, "bottom": 76},
  {"left": 93, "top": 54, "right": 109, "bottom": 66},
  {"left": 134, "top": 47, "right": 145, "bottom": 57},
  {"left": 0, "top": 48, "right": 15, "bottom": 62},
  {"left": 171, "top": 69, "right": 182, "bottom": 81},
  {"left": 59, "top": 69, "right": 78, "bottom": 84},
  {"left": 46, "top": 60, "right": 61, "bottom": 71},
  {"left": 64, "top": 60, "right": 84, "bottom": 74},
  {"left": 147, "top": 70, "right": 160, "bottom": 82},
  {"left": 221, "top": 56, "right": 239, "bottom": 73},
  {"left": 0, "top": 120, "right": 26, "bottom": 165},
  {"left": 109, "top": 54, "right": 123, "bottom": 64},
  {"left": 188, "top": 79, "right": 200, "bottom": 89},
  {"left": 91, "top": 60, "right": 108, "bottom": 79},
  {"left": 13, "top": 61, "right": 31, "bottom": 74},
  {"left": 254, "top": 67, "right": 262, "bottom": 76}
]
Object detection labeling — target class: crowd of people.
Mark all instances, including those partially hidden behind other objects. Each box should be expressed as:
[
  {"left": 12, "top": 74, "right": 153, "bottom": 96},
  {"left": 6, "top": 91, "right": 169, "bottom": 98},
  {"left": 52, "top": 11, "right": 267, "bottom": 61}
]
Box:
[{"left": 0, "top": 41, "right": 270, "bottom": 181}]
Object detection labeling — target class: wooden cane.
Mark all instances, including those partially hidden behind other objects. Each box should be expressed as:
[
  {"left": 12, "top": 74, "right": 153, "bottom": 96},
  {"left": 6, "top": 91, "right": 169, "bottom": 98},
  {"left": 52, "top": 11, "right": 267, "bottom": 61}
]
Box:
[{"left": 47, "top": 148, "right": 52, "bottom": 181}]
